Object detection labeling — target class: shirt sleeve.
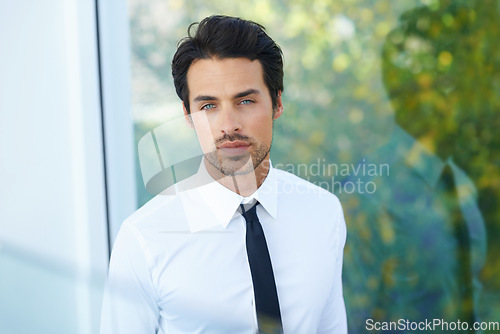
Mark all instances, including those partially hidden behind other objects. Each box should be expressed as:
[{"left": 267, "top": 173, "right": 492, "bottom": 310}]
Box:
[
  {"left": 100, "top": 221, "right": 160, "bottom": 334},
  {"left": 317, "top": 197, "right": 348, "bottom": 333}
]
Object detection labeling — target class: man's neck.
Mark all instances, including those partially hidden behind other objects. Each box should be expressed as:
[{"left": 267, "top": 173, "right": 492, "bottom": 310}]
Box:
[{"left": 204, "top": 157, "right": 271, "bottom": 197}]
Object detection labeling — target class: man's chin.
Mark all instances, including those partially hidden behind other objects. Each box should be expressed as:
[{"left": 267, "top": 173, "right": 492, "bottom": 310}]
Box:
[
  {"left": 221, "top": 166, "right": 256, "bottom": 176},
  {"left": 204, "top": 153, "right": 254, "bottom": 176},
  {"left": 219, "top": 160, "right": 256, "bottom": 176}
]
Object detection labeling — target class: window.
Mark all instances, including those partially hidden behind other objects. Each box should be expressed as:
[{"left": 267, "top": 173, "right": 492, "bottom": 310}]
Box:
[{"left": 128, "top": 0, "right": 500, "bottom": 329}]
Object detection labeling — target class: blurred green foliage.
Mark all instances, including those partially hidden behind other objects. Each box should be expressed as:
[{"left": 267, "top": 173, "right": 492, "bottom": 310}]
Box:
[
  {"left": 129, "top": 0, "right": 499, "bottom": 331},
  {"left": 381, "top": 0, "right": 500, "bottom": 283}
]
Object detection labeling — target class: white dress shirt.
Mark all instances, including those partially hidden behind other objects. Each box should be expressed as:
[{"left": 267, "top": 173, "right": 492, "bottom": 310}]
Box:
[{"left": 100, "top": 161, "right": 347, "bottom": 334}]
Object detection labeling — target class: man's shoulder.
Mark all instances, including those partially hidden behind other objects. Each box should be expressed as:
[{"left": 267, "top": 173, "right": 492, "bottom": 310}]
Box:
[
  {"left": 122, "top": 192, "right": 183, "bottom": 231},
  {"left": 124, "top": 170, "right": 206, "bottom": 229},
  {"left": 273, "top": 168, "right": 346, "bottom": 240},
  {"left": 273, "top": 168, "right": 340, "bottom": 204}
]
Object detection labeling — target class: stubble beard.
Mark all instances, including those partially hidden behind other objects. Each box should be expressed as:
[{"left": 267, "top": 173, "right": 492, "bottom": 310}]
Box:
[{"left": 205, "top": 138, "right": 271, "bottom": 176}]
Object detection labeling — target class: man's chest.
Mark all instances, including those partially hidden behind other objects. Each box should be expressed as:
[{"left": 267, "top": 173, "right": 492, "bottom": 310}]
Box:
[{"left": 147, "top": 218, "right": 337, "bottom": 333}]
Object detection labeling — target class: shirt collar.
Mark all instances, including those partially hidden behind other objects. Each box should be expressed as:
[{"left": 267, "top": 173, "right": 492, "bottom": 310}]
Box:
[
  {"left": 248, "top": 163, "right": 278, "bottom": 220},
  {"left": 177, "top": 159, "right": 278, "bottom": 232}
]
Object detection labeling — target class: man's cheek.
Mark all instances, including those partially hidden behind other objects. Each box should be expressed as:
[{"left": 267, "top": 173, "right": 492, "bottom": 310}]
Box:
[{"left": 191, "top": 113, "right": 217, "bottom": 150}]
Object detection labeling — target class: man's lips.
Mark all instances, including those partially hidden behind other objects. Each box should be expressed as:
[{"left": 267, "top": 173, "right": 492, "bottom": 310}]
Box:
[
  {"left": 218, "top": 140, "right": 249, "bottom": 149},
  {"left": 217, "top": 140, "right": 250, "bottom": 154}
]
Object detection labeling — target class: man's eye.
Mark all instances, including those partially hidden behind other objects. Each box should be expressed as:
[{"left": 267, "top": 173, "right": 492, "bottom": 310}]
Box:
[
  {"left": 240, "top": 100, "right": 254, "bottom": 105},
  {"left": 201, "top": 104, "right": 216, "bottom": 110}
]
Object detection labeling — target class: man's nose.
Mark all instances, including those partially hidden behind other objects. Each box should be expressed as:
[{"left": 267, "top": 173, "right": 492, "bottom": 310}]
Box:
[{"left": 218, "top": 105, "right": 241, "bottom": 135}]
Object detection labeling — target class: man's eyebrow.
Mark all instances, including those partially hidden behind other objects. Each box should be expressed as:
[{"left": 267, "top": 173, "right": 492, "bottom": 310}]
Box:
[
  {"left": 193, "top": 95, "right": 217, "bottom": 103},
  {"left": 193, "top": 89, "right": 260, "bottom": 103},
  {"left": 233, "top": 89, "right": 260, "bottom": 99}
]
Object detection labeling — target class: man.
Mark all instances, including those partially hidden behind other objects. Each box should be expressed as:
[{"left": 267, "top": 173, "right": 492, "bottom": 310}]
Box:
[{"left": 101, "top": 15, "right": 347, "bottom": 334}]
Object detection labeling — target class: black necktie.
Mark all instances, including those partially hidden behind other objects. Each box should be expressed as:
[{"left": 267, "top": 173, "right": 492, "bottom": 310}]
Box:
[
  {"left": 439, "top": 164, "right": 474, "bottom": 325},
  {"left": 241, "top": 203, "right": 283, "bottom": 333}
]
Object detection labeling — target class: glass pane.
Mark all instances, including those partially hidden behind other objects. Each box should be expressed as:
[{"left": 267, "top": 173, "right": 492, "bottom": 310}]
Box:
[{"left": 128, "top": 0, "right": 500, "bottom": 331}]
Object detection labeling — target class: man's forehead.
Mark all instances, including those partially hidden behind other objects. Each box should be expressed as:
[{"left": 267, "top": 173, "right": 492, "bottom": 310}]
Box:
[{"left": 186, "top": 57, "right": 266, "bottom": 98}]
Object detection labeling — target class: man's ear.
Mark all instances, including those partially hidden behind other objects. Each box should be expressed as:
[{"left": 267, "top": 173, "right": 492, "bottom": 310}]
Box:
[
  {"left": 183, "top": 102, "right": 194, "bottom": 129},
  {"left": 273, "top": 91, "right": 284, "bottom": 120}
]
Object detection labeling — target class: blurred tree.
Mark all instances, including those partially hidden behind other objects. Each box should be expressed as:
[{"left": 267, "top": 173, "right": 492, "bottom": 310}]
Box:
[{"left": 382, "top": 0, "right": 500, "bottom": 315}]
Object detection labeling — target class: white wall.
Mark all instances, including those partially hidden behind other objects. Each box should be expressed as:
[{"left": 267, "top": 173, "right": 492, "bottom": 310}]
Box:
[{"left": 0, "top": 1, "right": 118, "bottom": 333}]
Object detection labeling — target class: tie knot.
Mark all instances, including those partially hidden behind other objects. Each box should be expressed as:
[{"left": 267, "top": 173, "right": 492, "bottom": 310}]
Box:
[{"left": 241, "top": 203, "right": 259, "bottom": 223}]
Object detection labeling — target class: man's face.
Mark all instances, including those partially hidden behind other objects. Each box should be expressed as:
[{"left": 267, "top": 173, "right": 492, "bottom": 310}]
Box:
[{"left": 184, "top": 57, "right": 283, "bottom": 176}]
